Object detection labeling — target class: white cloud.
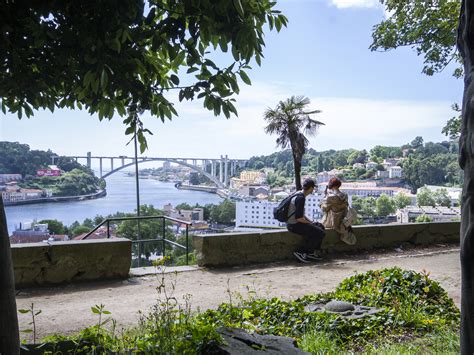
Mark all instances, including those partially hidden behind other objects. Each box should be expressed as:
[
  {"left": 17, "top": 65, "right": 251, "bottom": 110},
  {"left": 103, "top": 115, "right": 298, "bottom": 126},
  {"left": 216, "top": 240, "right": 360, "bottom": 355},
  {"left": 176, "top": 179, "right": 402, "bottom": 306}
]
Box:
[
  {"left": 329, "top": 0, "right": 381, "bottom": 9},
  {"left": 1, "top": 81, "right": 452, "bottom": 160}
]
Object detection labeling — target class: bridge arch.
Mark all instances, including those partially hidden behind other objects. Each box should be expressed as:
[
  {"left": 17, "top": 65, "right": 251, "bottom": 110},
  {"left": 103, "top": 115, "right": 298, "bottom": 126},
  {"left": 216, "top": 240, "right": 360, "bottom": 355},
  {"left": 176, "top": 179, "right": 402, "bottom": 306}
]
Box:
[{"left": 101, "top": 158, "right": 225, "bottom": 188}]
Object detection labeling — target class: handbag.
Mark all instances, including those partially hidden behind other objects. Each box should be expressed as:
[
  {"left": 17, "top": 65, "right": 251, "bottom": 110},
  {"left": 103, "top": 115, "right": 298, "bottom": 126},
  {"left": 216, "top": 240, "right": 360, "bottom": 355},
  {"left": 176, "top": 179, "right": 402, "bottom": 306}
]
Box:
[{"left": 343, "top": 206, "right": 357, "bottom": 228}]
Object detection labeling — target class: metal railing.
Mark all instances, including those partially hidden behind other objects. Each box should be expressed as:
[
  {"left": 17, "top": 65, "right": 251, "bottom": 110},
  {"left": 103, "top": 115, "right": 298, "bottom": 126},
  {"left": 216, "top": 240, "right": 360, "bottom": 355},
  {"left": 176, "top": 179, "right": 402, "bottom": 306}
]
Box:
[{"left": 83, "top": 215, "right": 192, "bottom": 266}]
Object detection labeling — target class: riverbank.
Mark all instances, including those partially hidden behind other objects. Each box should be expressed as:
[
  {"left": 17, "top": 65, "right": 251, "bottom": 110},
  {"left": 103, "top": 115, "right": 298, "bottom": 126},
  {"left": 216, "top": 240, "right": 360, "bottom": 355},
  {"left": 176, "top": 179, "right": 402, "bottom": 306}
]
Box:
[
  {"left": 176, "top": 184, "right": 217, "bottom": 193},
  {"left": 4, "top": 189, "right": 106, "bottom": 206}
]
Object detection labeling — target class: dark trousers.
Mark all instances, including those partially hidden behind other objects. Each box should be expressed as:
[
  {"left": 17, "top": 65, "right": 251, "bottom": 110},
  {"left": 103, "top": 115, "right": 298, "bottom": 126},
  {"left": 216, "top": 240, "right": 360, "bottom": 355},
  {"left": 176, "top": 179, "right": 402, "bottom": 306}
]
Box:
[{"left": 287, "top": 223, "right": 325, "bottom": 254}]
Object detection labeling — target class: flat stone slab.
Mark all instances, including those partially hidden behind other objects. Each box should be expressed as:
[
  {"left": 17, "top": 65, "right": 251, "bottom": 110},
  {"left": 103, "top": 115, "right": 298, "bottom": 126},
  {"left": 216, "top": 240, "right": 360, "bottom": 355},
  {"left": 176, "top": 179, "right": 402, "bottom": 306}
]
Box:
[
  {"left": 304, "top": 300, "right": 381, "bottom": 319},
  {"left": 129, "top": 265, "right": 200, "bottom": 277},
  {"left": 207, "top": 327, "right": 310, "bottom": 354}
]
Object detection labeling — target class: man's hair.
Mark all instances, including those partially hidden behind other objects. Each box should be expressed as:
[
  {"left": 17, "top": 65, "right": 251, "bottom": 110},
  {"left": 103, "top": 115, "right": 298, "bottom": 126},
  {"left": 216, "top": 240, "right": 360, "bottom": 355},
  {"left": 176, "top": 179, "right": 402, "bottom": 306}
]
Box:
[{"left": 302, "top": 178, "right": 316, "bottom": 190}]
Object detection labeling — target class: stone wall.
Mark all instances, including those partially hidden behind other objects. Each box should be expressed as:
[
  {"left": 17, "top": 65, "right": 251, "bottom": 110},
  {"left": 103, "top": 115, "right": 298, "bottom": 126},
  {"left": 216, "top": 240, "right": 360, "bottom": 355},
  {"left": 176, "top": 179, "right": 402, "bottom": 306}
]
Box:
[
  {"left": 11, "top": 238, "right": 131, "bottom": 288},
  {"left": 193, "top": 222, "right": 460, "bottom": 267}
]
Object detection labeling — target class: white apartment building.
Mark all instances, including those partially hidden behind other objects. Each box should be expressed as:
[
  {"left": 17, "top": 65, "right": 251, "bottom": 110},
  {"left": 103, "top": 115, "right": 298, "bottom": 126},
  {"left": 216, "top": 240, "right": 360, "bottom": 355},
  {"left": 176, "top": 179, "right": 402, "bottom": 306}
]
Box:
[
  {"left": 388, "top": 166, "right": 403, "bottom": 178},
  {"left": 317, "top": 169, "right": 344, "bottom": 183},
  {"left": 235, "top": 194, "right": 323, "bottom": 228},
  {"left": 396, "top": 206, "right": 460, "bottom": 223},
  {"left": 318, "top": 181, "right": 411, "bottom": 199}
]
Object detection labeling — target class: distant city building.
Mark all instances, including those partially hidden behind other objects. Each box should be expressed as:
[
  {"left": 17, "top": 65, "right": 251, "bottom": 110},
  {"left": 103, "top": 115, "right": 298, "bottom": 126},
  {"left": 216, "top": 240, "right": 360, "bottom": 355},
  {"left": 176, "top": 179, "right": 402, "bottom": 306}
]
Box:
[
  {"left": 365, "top": 162, "right": 378, "bottom": 170},
  {"left": 396, "top": 206, "right": 460, "bottom": 223},
  {"left": 382, "top": 158, "right": 402, "bottom": 169},
  {"left": 2, "top": 187, "right": 43, "bottom": 203},
  {"left": 37, "top": 165, "right": 61, "bottom": 177},
  {"left": 237, "top": 184, "right": 269, "bottom": 197},
  {"left": 239, "top": 170, "right": 266, "bottom": 184},
  {"left": 162, "top": 161, "right": 171, "bottom": 170},
  {"left": 0, "top": 173, "right": 22, "bottom": 183},
  {"left": 318, "top": 181, "right": 411, "bottom": 199},
  {"left": 388, "top": 166, "right": 403, "bottom": 179},
  {"left": 163, "top": 203, "right": 204, "bottom": 222},
  {"left": 376, "top": 170, "right": 389, "bottom": 178},
  {"left": 10, "top": 221, "right": 69, "bottom": 243},
  {"left": 317, "top": 169, "right": 344, "bottom": 183},
  {"left": 235, "top": 194, "right": 323, "bottom": 229}
]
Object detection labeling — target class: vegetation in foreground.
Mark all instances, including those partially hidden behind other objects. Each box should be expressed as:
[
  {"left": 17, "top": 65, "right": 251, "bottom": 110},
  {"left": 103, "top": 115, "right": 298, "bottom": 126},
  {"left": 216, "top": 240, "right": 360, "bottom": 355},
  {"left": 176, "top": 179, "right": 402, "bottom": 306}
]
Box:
[{"left": 22, "top": 267, "right": 459, "bottom": 354}]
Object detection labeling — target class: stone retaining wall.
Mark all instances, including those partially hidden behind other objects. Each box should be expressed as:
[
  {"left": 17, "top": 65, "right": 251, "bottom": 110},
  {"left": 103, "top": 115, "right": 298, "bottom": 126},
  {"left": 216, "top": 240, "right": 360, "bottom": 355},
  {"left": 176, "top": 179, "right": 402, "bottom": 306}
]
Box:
[
  {"left": 193, "top": 222, "right": 460, "bottom": 267},
  {"left": 11, "top": 238, "right": 131, "bottom": 288}
]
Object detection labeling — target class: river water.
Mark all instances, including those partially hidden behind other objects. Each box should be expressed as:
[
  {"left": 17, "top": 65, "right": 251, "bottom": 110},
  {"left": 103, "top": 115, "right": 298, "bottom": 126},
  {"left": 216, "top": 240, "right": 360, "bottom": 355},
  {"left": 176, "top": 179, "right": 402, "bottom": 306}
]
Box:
[{"left": 4, "top": 173, "right": 222, "bottom": 234}]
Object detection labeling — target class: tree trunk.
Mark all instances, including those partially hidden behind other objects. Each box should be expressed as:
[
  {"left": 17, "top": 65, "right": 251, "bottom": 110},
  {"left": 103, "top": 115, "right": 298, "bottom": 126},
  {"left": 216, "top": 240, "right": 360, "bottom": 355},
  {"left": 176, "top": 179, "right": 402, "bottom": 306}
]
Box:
[
  {"left": 458, "top": 2, "right": 474, "bottom": 353},
  {"left": 293, "top": 155, "right": 302, "bottom": 191},
  {"left": 0, "top": 196, "right": 20, "bottom": 354}
]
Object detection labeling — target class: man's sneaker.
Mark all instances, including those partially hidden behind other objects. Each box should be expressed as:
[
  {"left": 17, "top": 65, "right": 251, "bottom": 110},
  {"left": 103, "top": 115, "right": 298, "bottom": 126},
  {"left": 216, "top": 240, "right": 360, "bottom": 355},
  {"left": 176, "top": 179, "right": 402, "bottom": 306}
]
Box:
[
  {"left": 293, "top": 251, "right": 310, "bottom": 263},
  {"left": 306, "top": 251, "right": 323, "bottom": 261}
]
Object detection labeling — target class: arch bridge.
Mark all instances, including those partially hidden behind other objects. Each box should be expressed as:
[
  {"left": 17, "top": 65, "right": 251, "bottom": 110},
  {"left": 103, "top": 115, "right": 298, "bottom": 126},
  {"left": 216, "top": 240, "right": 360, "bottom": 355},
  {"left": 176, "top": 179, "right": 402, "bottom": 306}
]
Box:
[{"left": 52, "top": 153, "right": 248, "bottom": 188}]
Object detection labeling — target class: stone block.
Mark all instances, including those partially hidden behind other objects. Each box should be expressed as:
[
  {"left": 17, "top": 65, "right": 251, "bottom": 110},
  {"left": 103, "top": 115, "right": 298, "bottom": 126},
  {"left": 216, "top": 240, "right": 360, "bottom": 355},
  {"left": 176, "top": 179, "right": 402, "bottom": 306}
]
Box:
[{"left": 11, "top": 238, "right": 132, "bottom": 288}]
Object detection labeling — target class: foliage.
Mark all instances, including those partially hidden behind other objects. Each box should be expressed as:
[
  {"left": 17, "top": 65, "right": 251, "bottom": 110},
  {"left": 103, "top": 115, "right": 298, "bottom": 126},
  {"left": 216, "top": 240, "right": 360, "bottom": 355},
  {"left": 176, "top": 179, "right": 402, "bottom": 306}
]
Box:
[
  {"left": 54, "top": 169, "right": 102, "bottom": 196},
  {"left": 198, "top": 267, "right": 459, "bottom": 352},
  {"left": 442, "top": 103, "right": 462, "bottom": 140},
  {"left": 375, "top": 194, "right": 395, "bottom": 217},
  {"left": 393, "top": 193, "right": 412, "bottom": 210},
  {"left": 0, "top": 141, "right": 87, "bottom": 176},
  {"left": 263, "top": 96, "right": 324, "bottom": 190},
  {"left": 416, "top": 214, "right": 434, "bottom": 223},
  {"left": 352, "top": 196, "right": 376, "bottom": 218},
  {"left": 209, "top": 199, "right": 236, "bottom": 224},
  {"left": 71, "top": 225, "right": 91, "bottom": 237},
  {"left": 37, "top": 219, "right": 65, "bottom": 235},
  {"left": 417, "top": 187, "right": 437, "bottom": 207},
  {"left": 370, "top": 0, "right": 461, "bottom": 77},
  {"left": 36, "top": 267, "right": 459, "bottom": 353},
  {"left": 370, "top": 145, "right": 402, "bottom": 160},
  {"left": 0, "top": 1, "right": 287, "bottom": 151},
  {"left": 433, "top": 188, "right": 452, "bottom": 207}
]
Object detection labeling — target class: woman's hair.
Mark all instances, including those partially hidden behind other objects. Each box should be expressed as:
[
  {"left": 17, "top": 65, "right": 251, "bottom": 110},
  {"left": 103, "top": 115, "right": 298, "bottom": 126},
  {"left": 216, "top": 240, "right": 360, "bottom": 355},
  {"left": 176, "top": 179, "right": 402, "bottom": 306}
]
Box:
[{"left": 327, "top": 177, "right": 342, "bottom": 190}]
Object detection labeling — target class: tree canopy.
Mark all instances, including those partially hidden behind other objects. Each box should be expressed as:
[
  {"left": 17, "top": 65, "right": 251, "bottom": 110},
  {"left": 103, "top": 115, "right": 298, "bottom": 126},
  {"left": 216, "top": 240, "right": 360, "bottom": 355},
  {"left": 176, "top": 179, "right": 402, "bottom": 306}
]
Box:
[
  {"left": 371, "top": 0, "right": 462, "bottom": 140},
  {"left": 0, "top": 0, "right": 287, "bottom": 151},
  {"left": 371, "top": 0, "right": 461, "bottom": 77}
]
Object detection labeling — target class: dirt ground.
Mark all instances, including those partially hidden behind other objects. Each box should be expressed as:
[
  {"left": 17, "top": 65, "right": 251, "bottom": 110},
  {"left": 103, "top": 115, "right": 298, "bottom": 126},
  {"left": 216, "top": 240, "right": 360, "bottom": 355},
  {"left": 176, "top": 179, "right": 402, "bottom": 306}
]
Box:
[{"left": 16, "top": 244, "right": 461, "bottom": 341}]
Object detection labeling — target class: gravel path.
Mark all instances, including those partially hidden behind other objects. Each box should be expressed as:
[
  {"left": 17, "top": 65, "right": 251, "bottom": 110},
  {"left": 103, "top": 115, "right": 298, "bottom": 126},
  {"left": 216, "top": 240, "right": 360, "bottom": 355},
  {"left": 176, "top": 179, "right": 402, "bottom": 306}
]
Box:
[{"left": 16, "top": 245, "right": 461, "bottom": 341}]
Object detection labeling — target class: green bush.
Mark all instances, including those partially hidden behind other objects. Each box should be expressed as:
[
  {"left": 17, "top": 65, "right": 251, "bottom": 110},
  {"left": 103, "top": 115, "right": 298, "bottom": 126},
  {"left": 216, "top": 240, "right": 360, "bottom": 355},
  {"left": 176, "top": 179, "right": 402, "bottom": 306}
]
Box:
[{"left": 37, "top": 267, "right": 459, "bottom": 353}]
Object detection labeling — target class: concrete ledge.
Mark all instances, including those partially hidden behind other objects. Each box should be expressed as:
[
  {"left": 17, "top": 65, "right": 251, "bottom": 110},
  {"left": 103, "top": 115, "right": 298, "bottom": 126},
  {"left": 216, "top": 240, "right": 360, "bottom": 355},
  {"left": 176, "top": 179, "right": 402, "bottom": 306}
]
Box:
[
  {"left": 193, "top": 222, "right": 460, "bottom": 267},
  {"left": 12, "top": 238, "right": 132, "bottom": 288}
]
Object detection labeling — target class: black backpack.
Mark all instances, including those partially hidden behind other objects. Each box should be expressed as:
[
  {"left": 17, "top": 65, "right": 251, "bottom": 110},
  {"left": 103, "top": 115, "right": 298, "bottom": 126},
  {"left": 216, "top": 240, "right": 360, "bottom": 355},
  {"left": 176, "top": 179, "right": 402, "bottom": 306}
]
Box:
[{"left": 273, "top": 192, "right": 302, "bottom": 222}]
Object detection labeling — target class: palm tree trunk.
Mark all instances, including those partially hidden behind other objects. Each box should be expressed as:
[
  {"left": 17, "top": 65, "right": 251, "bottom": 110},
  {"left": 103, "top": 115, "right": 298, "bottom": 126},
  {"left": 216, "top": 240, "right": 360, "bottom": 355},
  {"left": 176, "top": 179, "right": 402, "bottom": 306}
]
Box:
[
  {"left": 458, "top": 2, "right": 474, "bottom": 353},
  {"left": 0, "top": 196, "right": 19, "bottom": 354},
  {"left": 293, "top": 155, "right": 302, "bottom": 191}
]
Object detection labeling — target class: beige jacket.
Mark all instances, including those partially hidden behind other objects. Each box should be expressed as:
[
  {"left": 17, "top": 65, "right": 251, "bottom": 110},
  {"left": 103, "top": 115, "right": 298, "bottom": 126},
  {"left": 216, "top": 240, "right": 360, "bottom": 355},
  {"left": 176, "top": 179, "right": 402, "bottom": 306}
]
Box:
[{"left": 320, "top": 190, "right": 357, "bottom": 245}]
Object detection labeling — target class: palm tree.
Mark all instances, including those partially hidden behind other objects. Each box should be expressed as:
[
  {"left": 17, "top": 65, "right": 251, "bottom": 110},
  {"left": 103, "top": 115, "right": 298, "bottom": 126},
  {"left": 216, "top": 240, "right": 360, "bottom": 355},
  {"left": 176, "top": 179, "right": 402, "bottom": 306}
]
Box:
[{"left": 264, "top": 96, "right": 324, "bottom": 190}]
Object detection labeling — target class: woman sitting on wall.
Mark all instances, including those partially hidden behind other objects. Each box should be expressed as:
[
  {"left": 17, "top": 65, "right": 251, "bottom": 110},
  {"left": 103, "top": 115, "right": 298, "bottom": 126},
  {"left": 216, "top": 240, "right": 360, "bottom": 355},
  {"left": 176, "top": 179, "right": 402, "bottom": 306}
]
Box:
[{"left": 320, "top": 177, "right": 357, "bottom": 245}]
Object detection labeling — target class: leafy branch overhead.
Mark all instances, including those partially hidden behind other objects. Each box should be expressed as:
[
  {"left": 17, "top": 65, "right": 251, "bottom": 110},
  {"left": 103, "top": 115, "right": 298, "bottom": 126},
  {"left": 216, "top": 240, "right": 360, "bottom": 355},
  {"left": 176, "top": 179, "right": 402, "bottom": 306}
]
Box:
[
  {"left": 370, "top": 0, "right": 461, "bottom": 77},
  {"left": 0, "top": 1, "right": 287, "bottom": 151}
]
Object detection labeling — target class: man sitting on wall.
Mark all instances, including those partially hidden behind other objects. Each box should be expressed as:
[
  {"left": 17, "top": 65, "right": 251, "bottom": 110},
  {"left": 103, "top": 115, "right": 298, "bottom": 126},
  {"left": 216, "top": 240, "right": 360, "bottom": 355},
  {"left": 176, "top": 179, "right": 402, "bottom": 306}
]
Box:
[{"left": 286, "top": 177, "right": 326, "bottom": 263}]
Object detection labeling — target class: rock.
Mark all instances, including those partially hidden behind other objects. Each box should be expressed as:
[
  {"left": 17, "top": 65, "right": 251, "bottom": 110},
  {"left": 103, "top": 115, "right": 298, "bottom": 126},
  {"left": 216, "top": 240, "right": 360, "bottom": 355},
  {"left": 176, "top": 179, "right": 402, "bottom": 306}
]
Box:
[
  {"left": 304, "top": 300, "right": 382, "bottom": 319},
  {"left": 324, "top": 300, "right": 355, "bottom": 312},
  {"left": 205, "top": 327, "right": 310, "bottom": 354}
]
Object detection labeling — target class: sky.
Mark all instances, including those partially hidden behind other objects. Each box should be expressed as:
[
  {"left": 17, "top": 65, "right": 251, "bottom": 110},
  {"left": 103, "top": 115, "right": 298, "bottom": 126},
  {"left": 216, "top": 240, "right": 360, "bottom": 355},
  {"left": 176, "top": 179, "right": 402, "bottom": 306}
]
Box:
[{"left": 0, "top": 0, "right": 463, "bottom": 161}]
